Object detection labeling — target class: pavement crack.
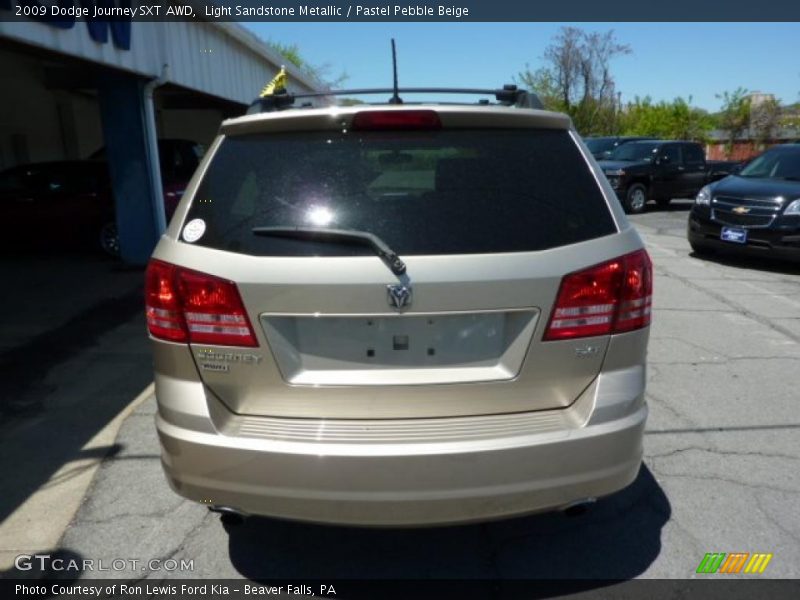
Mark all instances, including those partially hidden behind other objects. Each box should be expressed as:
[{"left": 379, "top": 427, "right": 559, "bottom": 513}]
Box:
[
  {"left": 138, "top": 506, "right": 213, "bottom": 581},
  {"left": 651, "top": 356, "right": 800, "bottom": 366},
  {"left": 648, "top": 446, "right": 800, "bottom": 462},
  {"left": 665, "top": 518, "right": 705, "bottom": 555},
  {"left": 654, "top": 307, "right": 733, "bottom": 313},
  {"left": 75, "top": 498, "right": 188, "bottom": 525},
  {"left": 645, "top": 386, "right": 697, "bottom": 428},
  {"left": 645, "top": 470, "right": 800, "bottom": 495},
  {"left": 653, "top": 265, "right": 800, "bottom": 344},
  {"left": 660, "top": 335, "right": 730, "bottom": 358}
]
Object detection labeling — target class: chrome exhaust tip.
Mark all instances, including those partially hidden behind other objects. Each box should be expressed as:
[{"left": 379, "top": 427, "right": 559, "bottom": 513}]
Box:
[{"left": 208, "top": 504, "right": 248, "bottom": 524}]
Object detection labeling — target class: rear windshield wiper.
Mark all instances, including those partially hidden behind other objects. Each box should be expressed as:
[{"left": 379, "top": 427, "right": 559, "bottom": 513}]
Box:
[{"left": 252, "top": 226, "right": 407, "bottom": 276}]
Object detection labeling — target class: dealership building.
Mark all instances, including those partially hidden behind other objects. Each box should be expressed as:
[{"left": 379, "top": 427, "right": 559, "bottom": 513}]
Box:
[{"left": 0, "top": 15, "right": 320, "bottom": 263}]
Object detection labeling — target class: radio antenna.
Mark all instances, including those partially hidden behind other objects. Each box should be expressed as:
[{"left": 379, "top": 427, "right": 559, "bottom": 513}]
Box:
[{"left": 389, "top": 39, "right": 403, "bottom": 104}]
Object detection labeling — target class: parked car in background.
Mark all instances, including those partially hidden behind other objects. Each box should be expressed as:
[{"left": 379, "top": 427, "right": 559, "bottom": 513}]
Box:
[
  {"left": 1, "top": 139, "right": 203, "bottom": 256},
  {"left": 97, "top": 178, "right": 189, "bottom": 256},
  {"left": 584, "top": 136, "right": 655, "bottom": 160},
  {"left": 147, "top": 89, "right": 652, "bottom": 526},
  {"left": 599, "top": 140, "right": 740, "bottom": 213},
  {"left": 1, "top": 160, "right": 113, "bottom": 253},
  {"left": 688, "top": 144, "right": 800, "bottom": 261}
]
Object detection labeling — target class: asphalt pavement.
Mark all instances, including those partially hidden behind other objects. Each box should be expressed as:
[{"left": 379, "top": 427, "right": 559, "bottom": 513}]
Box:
[
  {"left": 0, "top": 251, "right": 152, "bottom": 572},
  {"left": 3, "top": 201, "right": 800, "bottom": 585}
]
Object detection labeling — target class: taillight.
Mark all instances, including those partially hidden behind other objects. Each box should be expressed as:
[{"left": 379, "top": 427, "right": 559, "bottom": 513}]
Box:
[
  {"left": 145, "top": 260, "right": 186, "bottom": 342},
  {"left": 351, "top": 110, "right": 442, "bottom": 131},
  {"left": 543, "top": 249, "right": 652, "bottom": 341},
  {"left": 613, "top": 250, "right": 654, "bottom": 333},
  {"left": 145, "top": 259, "right": 258, "bottom": 347}
]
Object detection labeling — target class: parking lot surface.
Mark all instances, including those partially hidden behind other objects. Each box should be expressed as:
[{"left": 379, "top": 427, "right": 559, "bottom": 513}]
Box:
[
  {"left": 7, "top": 202, "right": 800, "bottom": 584},
  {"left": 0, "top": 252, "right": 152, "bottom": 571}
]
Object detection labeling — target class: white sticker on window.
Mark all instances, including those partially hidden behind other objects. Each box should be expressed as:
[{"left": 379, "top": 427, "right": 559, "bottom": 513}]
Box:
[{"left": 182, "top": 218, "right": 206, "bottom": 243}]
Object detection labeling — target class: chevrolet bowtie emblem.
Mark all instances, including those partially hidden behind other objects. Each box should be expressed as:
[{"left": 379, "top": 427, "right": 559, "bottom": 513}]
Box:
[{"left": 732, "top": 206, "right": 751, "bottom": 214}]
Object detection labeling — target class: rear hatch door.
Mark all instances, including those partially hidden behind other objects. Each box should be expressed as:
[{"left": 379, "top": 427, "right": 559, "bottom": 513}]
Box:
[{"left": 166, "top": 109, "right": 631, "bottom": 418}]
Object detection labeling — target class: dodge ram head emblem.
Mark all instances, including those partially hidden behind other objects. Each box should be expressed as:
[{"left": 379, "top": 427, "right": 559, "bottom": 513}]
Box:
[
  {"left": 732, "top": 206, "right": 751, "bottom": 214},
  {"left": 387, "top": 284, "right": 412, "bottom": 309}
]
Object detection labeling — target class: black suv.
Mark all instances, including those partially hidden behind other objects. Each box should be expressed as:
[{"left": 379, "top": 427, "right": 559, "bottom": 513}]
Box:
[{"left": 688, "top": 144, "right": 800, "bottom": 261}]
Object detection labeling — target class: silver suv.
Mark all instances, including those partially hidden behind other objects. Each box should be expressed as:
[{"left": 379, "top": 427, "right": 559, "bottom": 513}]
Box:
[{"left": 146, "top": 89, "right": 652, "bottom": 526}]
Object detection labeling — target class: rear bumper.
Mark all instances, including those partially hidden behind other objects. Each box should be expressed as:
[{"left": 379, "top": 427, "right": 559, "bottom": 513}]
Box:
[
  {"left": 156, "top": 383, "right": 647, "bottom": 526},
  {"left": 688, "top": 213, "right": 800, "bottom": 262}
]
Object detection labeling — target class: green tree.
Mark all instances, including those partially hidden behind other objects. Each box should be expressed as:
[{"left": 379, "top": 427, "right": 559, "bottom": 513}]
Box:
[
  {"left": 750, "top": 96, "right": 782, "bottom": 150},
  {"left": 267, "top": 41, "right": 305, "bottom": 70},
  {"left": 266, "top": 40, "right": 348, "bottom": 89},
  {"left": 715, "top": 88, "right": 751, "bottom": 154},
  {"left": 783, "top": 103, "right": 800, "bottom": 130},
  {"left": 517, "top": 27, "right": 630, "bottom": 134},
  {"left": 517, "top": 65, "right": 564, "bottom": 112},
  {"left": 618, "top": 97, "right": 713, "bottom": 141},
  {"left": 666, "top": 97, "right": 714, "bottom": 141}
]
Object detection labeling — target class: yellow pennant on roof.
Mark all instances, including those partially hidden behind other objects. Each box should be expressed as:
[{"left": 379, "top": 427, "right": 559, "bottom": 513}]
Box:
[{"left": 260, "top": 67, "right": 287, "bottom": 97}]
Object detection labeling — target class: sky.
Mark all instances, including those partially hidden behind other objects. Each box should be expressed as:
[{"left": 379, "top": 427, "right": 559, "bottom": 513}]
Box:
[{"left": 244, "top": 22, "right": 800, "bottom": 112}]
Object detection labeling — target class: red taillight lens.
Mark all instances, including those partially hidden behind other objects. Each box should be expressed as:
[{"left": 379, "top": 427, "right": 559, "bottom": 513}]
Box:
[
  {"left": 351, "top": 110, "right": 442, "bottom": 131},
  {"left": 145, "top": 259, "right": 257, "bottom": 347},
  {"left": 177, "top": 270, "right": 257, "bottom": 346},
  {"left": 145, "top": 260, "right": 187, "bottom": 342},
  {"left": 543, "top": 249, "right": 652, "bottom": 341},
  {"left": 614, "top": 250, "right": 653, "bottom": 333}
]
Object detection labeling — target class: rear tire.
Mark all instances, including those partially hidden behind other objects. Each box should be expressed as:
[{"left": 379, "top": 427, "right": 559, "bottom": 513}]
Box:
[
  {"left": 624, "top": 184, "right": 648, "bottom": 214},
  {"left": 99, "top": 221, "right": 120, "bottom": 257}
]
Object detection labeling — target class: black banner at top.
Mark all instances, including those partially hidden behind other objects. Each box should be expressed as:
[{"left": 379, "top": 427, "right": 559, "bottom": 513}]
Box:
[{"left": 1, "top": 0, "right": 800, "bottom": 21}]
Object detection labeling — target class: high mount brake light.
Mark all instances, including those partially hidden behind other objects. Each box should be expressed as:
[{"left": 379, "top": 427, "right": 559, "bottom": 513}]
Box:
[
  {"left": 351, "top": 110, "right": 442, "bottom": 131},
  {"left": 543, "top": 249, "right": 653, "bottom": 341},
  {"left": 145, "top": 260, "right": 258, "bottom": 347}
]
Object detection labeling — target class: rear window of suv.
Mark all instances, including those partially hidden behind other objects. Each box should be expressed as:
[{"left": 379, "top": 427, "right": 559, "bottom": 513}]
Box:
[{"left": 183, "top": 128, "right": 616, "bottom": 256}]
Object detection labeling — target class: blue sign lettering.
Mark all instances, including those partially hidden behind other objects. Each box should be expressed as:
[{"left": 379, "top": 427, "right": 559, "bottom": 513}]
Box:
[
  {"left": 86, "top": 0, "right": 132, "bottom": 50},
  {"left": 1, "top": 0, "right": 131, "bottom": 50}
]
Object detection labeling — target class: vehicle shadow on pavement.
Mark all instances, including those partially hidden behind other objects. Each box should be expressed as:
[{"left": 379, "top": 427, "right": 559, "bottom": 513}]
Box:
[
  {"left": 0, "top": 548, "right": 85, "bottom": 581},
  {"left": 661, "top": 200, "right": 693, "bottom": 212},
  {"left": 225, "top": 465, "right": 669, "bottom": 589},
  {"left": 689, "top": 251, "right": 800, "bottom": 276},
  {"left": 0, "top": 251, "right": 151, "bottom": 527}
]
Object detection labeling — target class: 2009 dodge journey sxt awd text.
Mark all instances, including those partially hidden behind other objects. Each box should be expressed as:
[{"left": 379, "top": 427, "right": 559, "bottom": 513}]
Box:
[{"left": 145, "top": 89, "right": 652, "bottom": 526}]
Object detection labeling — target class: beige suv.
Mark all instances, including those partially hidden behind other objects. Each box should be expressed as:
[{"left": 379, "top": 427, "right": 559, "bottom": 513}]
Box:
[{"left": 146, "top": 88, "right": 652, "bottom": 526}]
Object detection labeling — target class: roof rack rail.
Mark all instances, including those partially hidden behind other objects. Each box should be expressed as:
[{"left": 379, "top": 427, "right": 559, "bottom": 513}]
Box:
[{"left": 248, "top": 85, "right": 544, "bottom": 114}]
